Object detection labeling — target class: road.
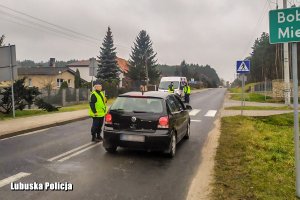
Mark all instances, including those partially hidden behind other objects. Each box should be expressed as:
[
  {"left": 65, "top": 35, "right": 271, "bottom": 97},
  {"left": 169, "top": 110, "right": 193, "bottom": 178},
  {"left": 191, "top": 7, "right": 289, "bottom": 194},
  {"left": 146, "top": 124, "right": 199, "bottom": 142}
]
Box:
[{"left": 0, "top": 88, "right": 226, "bottom": 200}]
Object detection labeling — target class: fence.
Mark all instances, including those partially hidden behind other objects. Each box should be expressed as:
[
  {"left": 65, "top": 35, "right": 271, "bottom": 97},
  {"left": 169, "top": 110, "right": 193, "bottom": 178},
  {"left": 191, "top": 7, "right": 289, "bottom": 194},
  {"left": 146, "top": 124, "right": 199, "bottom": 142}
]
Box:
[{"left": 39, "top": 88, "right": 90, "bottom": 106}]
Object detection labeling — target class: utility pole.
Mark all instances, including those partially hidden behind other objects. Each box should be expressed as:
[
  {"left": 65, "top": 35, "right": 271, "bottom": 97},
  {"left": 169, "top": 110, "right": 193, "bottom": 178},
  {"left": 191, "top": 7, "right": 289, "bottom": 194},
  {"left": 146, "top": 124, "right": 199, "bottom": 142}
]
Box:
[{"left": 283, "top": 0, "right": 291, "bottom": 105}]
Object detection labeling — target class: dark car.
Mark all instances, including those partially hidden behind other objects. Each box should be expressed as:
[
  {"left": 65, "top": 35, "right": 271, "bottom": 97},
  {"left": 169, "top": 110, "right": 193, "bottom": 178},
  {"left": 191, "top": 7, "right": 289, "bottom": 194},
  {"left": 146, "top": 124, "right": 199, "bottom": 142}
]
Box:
[{"left": 103, "top": 91, "right": 192, "bottom": 157}]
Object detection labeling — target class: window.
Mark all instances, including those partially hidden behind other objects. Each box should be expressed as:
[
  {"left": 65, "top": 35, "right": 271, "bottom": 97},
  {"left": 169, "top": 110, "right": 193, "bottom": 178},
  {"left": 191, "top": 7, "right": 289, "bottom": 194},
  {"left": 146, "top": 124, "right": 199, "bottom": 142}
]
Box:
[
  {"left": 68, "top": 79, "right": 71, "bottom": 84},
  {"left": 166, "top": 96, "right": 179, "bottom": 113},
  {"left": 57, "top": 79, "right": 63, "bottom": 87},
  {"left": 158, "top": 81, "right": 179, "bottom": 90},
  {"left": 110, "top": 97, "right": 164, "bottom": 114}
]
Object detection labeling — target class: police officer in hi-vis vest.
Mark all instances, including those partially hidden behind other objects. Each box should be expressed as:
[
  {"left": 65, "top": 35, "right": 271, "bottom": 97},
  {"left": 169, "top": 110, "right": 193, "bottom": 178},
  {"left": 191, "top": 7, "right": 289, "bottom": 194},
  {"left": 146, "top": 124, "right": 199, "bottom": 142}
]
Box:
[
  {"left": 183, "top": 82, "right": 191, "bottom": 103},
  {"left": 89, "top": 81, "right": 107, "bottom": 142}
]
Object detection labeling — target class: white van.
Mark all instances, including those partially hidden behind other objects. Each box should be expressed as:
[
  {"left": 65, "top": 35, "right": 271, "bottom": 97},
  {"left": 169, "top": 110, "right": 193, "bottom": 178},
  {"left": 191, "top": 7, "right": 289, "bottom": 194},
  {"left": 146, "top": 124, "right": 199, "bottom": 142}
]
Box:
[{"left": 158, "top": 76, "right": 187, "bottom": 97}]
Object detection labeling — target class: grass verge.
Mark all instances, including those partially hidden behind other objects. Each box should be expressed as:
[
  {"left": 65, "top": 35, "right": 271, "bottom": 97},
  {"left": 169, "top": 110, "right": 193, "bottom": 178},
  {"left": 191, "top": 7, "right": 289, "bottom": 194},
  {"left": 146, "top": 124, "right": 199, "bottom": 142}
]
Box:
[
  {"left": 0, "top": 98, "right": 115, "bottom": 120},
  {"left": 225, "top": 106, "right": 292, "bottom": 110},
  {"left": 213, "top": 114, "right": 297, "bottom": 199},
  {"left": 230, "top": 93, "right": 275, "bottom": 103}
]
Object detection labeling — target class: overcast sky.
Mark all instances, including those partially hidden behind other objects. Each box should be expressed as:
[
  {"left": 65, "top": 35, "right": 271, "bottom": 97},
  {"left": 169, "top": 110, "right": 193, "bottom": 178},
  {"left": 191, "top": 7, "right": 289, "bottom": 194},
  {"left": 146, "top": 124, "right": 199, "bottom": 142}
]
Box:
[{"left": 1, "top": 0, "right": 298, "bottom": 82}]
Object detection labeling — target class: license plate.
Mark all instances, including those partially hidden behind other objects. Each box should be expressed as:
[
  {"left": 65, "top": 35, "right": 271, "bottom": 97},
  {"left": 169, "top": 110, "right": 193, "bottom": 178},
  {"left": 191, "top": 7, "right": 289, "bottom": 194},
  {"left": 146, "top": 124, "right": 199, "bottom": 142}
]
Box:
[{"left": 120, "top": 134, "right": 145, "bottom": 142}]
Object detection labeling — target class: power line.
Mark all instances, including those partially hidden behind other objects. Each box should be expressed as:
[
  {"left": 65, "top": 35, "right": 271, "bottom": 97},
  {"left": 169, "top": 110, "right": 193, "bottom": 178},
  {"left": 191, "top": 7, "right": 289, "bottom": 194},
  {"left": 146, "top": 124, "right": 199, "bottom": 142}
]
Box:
[
  {"left": 242, "top": 1, "right": 269, "bottom": 58},
  {"left": 0, "top": 3, "right": 129, "bottom": 50}
]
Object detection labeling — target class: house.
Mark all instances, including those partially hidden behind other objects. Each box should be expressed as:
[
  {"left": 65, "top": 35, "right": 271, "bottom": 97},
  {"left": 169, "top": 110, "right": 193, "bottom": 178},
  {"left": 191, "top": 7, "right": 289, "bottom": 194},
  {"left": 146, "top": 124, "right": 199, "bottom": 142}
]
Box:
[
  {"left": 67, "top": 57, "right": 129, "bottom": 87},
  {"left": 18, "top": 67, "right": 80, "bottom": 89}
]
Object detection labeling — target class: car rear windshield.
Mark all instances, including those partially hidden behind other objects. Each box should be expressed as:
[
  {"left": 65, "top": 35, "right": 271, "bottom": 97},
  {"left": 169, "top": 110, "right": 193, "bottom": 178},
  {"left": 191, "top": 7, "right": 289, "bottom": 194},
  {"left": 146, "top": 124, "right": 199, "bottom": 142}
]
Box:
[
  {"left": 158, "top": 81, "right": 179, "bottom": 90},
  {"left": 110, "top": 96, "right": 164, "bottom": 113}
]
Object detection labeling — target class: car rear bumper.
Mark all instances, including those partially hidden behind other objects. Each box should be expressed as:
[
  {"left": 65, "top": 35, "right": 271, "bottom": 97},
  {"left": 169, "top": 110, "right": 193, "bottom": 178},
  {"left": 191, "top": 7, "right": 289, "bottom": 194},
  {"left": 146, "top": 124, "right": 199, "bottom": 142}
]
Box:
[{"left": 103, "top": 130, "right": 171, "bottom": 151}]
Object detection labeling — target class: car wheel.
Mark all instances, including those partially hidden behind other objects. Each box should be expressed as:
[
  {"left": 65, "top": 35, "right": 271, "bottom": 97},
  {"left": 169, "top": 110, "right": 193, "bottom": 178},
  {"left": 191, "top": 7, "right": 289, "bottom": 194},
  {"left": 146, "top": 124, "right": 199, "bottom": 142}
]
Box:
[
  {"left": 184, "top": 122, "right": 190, "bottom": 139},
  {"left": 167, "top": 132, "right": 176, "bottom": 158},
  {"left": 105, "top": 146, "right": 117, "bottom": 153}
]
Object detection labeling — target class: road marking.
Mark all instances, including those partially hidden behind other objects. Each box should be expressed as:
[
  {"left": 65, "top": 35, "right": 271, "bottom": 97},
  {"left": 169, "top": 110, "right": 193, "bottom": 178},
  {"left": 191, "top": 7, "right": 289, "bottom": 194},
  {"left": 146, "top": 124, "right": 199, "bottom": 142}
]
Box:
[
  {"left": 205, "top": 110, "right": 217, "bottom": 117},
  {"left": 47, "top": 142, "right": 94, "bottom": 162},
  {"left": 1, "top": 128, "right": 50, "bottom": 141},
  {"left": 0, "top": 172, "right": 31, "bottom": 188},
  {"left": 57, "top": 142, "right": 102, "bottom": 162},
  {"left": 189, "top": 109, "right": 201, "bottom": 116},
  {"left": 191, "top": 120, "right": 201, "bottom": 122}
]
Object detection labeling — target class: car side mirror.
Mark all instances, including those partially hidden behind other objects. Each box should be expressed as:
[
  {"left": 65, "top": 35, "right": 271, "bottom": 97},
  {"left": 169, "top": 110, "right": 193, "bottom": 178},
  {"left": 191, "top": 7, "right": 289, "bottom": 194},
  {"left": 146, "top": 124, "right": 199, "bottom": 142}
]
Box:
[{"left": 185, "top": 105, "right": 192, "bottom": 110}]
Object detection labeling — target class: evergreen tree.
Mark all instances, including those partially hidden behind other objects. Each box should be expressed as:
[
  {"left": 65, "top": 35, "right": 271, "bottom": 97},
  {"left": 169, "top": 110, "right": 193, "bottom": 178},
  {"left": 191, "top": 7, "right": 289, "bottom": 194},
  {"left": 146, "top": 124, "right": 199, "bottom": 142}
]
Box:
[
  {"left": 180, "top": 60, "right": 189, "bottom": 78},
  {"left": 74, "top": 69, "right": 81, "bottom": 88},
  {"left": 96, "top": 26, "right": 120, "bottom": 83},
  {"left": 0, "top": 34, "right": 4, "bottom": 46},
  {"left": 127, "top": 30, "right": 160, "bottom": 85}
]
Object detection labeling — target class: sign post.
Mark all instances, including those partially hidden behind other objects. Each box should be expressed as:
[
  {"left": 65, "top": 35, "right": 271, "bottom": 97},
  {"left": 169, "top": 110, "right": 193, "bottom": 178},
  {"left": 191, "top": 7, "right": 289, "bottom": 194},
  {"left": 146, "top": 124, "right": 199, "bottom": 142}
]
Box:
[
  {"left": 269, "top": 7, "right": 300, "bottom": 197},
  {"left": 236, "top": 60, "right": 250, "bottom": 115},
  {"left": 0, "top": 45, "right": 17, "bottom": 118},
  {"left": 89, "top": 57, "right": 98, "bottom": 89}
]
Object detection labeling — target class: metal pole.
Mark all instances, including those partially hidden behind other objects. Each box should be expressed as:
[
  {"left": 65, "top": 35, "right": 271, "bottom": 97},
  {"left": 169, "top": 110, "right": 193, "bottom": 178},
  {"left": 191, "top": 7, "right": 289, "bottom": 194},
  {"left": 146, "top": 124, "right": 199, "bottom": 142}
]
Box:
[
  {"left": 265, "top": 77, "right": 267, "bottom": 101},
  {"left": 241, "top": 74, "right": 244, "bottom": 116},
  {"left": 145, "top": 55, "right": 149, "bottom": 87},
  {"left": 283, "top": 0, "right": 291, "bottom": 105},
  {"left": 292, "top": 42, "right": 300, "bottom": 197},
  {"left": 9, "top": 44, "right": 15, "bottom": 118}
]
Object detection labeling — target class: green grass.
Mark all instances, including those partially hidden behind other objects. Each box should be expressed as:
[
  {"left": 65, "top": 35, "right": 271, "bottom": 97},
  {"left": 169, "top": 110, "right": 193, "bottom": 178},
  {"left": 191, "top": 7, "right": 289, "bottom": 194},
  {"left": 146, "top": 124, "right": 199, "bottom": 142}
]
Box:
[
  {"left": 213, "top": 114, "right": 298, "bottom": 199},
  {"left": 230, "top": 93, "right": 276, "bottom": 103},
  {"left": 225, "top": 106, "right": 292, "bottom": 110},
  {"left": 0, "top": 98, "right": 115, "bottom": 120}
]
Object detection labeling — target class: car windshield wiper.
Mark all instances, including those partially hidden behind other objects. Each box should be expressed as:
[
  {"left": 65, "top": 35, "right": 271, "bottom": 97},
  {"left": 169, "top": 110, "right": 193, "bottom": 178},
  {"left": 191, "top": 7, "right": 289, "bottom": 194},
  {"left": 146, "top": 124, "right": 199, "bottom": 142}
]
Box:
[{"left": 133, "top": 110, "right": 148, "bottom": 113}]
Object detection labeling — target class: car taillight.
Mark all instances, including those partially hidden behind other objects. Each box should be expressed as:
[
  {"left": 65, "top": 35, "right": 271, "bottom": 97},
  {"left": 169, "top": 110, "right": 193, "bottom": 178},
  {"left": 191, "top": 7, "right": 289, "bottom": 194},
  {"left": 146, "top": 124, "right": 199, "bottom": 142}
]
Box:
[
  {"left": 105, "top": 113, "right": 112, "bottom": 124},
  {"left": 158, "top": 116, "right": 169, "bottom": 128}
]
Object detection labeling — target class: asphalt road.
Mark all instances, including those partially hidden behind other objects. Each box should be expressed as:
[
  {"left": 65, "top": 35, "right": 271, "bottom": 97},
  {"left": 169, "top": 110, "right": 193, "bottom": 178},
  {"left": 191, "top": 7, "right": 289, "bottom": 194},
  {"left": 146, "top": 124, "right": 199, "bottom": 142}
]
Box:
[{"left": 0, "top": 88, "right": 226, "bottom": 200}]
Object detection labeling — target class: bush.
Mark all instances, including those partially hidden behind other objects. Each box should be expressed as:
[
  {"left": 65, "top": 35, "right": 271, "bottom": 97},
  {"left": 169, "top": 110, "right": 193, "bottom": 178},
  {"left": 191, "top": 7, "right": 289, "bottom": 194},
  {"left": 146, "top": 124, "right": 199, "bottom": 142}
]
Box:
[{"left": 35, "top": 98, "right": 59, "bottom": 112}]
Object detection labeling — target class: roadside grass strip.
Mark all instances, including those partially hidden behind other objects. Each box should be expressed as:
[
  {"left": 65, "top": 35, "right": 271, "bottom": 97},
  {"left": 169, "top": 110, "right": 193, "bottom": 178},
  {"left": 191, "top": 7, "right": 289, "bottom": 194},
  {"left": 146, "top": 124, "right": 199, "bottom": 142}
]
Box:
[
  {"left": 213, "top": 114, "right": 296, "bottom": 199},
  {"left": 225, "top": 106, "right": 292, "bottom": 110},
  {"left": 0, "top": 172, "right": 31, "bottom": 188}
]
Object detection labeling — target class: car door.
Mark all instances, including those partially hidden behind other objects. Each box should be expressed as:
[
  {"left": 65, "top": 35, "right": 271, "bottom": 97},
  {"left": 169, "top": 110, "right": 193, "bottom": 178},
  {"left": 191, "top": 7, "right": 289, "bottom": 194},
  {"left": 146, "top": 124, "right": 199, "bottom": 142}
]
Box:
[
  {"left": 172, "top": 95, "right": 189, "bottom": 140},
  {"left": 166, "top": 95, "right": 186, "bottom": 140}
]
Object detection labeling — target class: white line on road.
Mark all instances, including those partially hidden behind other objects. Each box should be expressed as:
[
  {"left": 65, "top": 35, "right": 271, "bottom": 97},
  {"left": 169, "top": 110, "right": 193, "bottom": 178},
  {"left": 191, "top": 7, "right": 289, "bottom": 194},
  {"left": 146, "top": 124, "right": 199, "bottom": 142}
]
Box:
[
  {"left": 0, "top": 172, "right": 31, "bottom": 188},
  {"left": 47, "top": 142, "right": 94, "bottom": 162},
  {"left": 57, "top": 142, "right": 102, "bottom": 162},
  {"left": 191, "top": 120, "right": 201, "bottom": 122},
  {"left": 189, "top": 109, "right": 201, "bottom": 116},
  {"left": 205, "top": 110, "right": 217, "bottom": 117},
  {"left": 1, "top": 128, "right": 50, "bottom": 141}
]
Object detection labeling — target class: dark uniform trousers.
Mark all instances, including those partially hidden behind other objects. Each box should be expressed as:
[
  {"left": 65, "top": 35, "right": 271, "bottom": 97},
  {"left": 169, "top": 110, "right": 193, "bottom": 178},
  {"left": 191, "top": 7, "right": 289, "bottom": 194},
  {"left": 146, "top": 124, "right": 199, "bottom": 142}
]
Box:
[{"left": 91, "top": 117, "right": 104, "bottom": 138}]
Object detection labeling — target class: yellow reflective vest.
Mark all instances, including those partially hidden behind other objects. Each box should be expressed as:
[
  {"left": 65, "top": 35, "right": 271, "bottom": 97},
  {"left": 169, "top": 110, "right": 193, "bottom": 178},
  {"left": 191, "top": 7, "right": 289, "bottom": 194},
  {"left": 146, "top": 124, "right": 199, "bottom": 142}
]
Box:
[
  {"left": 168, "top": 85, "right": 174, "bottom": 93},
  {"left": 184, "top": 86, "right": 191, "bottom": 94},
  {"left": 89, "top": 91, "right": 107, "bottom": 117}
]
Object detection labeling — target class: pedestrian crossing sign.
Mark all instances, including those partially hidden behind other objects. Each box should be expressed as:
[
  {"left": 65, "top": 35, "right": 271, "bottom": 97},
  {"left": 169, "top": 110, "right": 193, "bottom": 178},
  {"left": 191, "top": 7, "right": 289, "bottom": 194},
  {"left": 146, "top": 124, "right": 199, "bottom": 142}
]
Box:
[{"left": 236, "top": 60, "right": 250, "bottom": 74}]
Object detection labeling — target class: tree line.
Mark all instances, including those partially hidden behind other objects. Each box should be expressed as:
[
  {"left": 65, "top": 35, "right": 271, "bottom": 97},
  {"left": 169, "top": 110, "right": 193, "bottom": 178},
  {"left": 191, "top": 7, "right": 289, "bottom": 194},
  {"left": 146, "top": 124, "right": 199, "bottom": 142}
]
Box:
[{"left": 243, "top": 32, "right": 300, "bottom": 84}]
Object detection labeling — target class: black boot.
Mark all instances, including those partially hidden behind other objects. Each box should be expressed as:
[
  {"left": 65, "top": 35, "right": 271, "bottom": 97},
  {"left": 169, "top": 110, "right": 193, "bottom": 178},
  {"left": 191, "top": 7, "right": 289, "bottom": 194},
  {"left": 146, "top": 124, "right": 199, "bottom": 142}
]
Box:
[
  {"left": 96, "top": 133, "right": 102, "bottom": 142},
  {"left": 91, "top": 135, "right": 96, "bottom": 142}
]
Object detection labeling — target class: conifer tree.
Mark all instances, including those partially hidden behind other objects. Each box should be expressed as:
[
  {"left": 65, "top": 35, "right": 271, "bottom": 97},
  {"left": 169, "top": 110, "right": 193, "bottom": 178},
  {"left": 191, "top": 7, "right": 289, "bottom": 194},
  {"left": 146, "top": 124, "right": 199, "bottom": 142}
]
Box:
[
  {"left": 127, "top": 30, "right": 160, "bottom": 85},
  {"left": 96, "top": 27, "right": 120, "bottom": 83}
]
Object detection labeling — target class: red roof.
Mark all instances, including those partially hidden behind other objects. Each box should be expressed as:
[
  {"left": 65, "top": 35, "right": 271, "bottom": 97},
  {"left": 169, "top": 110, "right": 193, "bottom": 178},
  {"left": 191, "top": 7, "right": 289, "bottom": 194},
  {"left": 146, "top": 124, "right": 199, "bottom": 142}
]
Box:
[{"left": 67, "top": 57, "right": 129, "bottom": 73}]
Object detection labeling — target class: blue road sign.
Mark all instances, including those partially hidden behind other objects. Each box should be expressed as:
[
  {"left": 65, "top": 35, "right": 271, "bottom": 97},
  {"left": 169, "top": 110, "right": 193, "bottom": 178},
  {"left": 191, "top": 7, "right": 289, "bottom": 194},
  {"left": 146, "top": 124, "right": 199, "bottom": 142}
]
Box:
[{"left": 236, "top": 60, "right": 250, "bottom": 74}]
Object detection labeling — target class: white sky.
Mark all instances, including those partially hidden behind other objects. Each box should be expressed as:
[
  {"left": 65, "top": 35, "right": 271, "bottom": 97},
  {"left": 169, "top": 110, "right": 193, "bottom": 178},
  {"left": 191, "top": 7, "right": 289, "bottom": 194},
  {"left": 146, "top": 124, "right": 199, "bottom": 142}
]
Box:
[{"left": 1, "top": 0, "right": 299, "bottom": 82}]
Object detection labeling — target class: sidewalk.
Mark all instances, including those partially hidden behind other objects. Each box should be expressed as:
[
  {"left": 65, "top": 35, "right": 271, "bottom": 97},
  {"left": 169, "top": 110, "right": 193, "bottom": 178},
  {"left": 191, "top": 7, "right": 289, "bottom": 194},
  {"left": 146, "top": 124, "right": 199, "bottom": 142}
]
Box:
[
  {"left": 222, "top": 93, "right": 294, "bottom": 117},
  {"left": 0, "top": 110, "right": 89, "bottom": 139}
]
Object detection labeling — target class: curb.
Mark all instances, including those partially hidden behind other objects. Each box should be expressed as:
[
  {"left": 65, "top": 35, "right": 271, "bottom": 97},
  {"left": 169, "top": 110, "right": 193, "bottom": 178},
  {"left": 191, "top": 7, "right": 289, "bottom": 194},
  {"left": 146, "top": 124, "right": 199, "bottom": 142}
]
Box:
[{"left": 0, "top": 116, "right": 90, "bottom": 140}]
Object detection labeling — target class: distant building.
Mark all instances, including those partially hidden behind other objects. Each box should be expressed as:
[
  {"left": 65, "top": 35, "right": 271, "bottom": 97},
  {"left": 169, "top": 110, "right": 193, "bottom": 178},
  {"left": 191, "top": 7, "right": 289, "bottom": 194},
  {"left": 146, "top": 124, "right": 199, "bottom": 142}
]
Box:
[
  {"left": 18, "top": 67, "right": 82, "bottom": 89},
  {"left": 67, "top": 57, "right": 129, "bottom": 87}
]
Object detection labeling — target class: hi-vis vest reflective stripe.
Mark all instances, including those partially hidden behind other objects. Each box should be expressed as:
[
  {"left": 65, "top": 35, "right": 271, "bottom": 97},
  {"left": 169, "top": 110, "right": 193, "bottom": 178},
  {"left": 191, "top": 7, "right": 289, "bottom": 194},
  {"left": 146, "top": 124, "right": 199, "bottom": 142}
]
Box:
[
  {"left": 89, "top": 91, "right": 107, "bottom": 117},
  {"left": 184, "top": 86, "right": 191, "bottom": 94}
]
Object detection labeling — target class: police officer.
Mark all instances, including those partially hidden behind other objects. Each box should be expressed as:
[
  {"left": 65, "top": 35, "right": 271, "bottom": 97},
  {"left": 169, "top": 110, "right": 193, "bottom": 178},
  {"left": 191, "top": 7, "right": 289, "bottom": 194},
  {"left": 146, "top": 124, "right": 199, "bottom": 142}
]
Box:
[
  {"left": 89, "top": 81, "right": 107, "bottom": 142},
  {"left": 168, "top": 82, "right": 174, "bottom": 93},
  {"left": 183, "top": 82, "right": 191, "bottom": 103}
]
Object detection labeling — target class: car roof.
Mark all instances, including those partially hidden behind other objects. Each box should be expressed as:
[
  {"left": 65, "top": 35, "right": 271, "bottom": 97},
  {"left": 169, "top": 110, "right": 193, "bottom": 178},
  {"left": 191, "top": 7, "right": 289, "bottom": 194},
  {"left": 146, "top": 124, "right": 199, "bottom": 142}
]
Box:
[{"left": 119, "top": 91, "right": 171, "bottom": 99}]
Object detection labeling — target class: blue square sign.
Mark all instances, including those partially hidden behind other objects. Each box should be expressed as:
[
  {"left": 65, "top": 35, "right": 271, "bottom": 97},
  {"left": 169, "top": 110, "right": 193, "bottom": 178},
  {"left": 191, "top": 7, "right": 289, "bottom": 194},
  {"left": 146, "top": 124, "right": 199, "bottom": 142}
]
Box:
[{"left": 236, "top": 60, "right": 250, "bottom": 74}]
